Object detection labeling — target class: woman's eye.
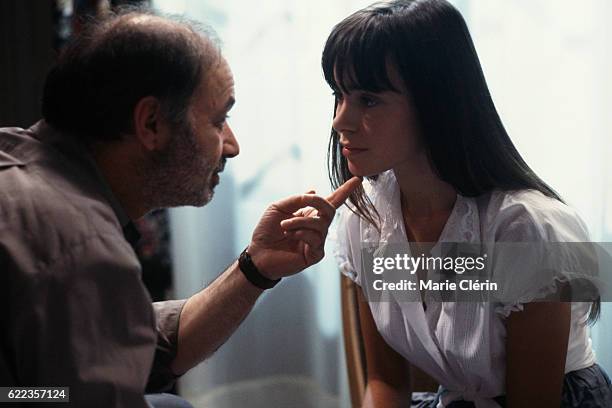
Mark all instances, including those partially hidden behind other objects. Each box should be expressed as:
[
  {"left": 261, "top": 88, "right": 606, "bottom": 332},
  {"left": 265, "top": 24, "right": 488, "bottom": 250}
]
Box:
[
  {"left": 360, "top": 95, "right": 378, "bottom": 107},
  {"left": 332, "top": 91, "right": 344, "bottom": 101}
]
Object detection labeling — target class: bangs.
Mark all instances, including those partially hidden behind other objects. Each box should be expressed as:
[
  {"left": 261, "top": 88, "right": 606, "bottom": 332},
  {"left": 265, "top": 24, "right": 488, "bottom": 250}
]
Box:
[{"left": 322, "top": 11, "right": 400, "bottom": 94}]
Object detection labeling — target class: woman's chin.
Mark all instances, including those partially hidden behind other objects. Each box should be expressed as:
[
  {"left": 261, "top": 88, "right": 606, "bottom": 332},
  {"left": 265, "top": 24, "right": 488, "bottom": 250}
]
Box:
[
  {"left": 348, "top": 162, "right": 385, "bottom": 178},
  {"left": 347, "top": 162, "right": 366, "bottom": 177}
]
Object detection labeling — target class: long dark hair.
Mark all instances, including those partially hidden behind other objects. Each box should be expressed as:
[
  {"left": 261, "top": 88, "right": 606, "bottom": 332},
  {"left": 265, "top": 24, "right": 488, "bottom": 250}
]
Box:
[{"left": 322, "top": 0, "right": 600, "bottom": 323}]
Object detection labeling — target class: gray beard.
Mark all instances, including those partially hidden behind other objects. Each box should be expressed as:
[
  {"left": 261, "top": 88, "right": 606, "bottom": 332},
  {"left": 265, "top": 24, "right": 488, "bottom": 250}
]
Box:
[{"left": 141, "top": 124, "right": 218, "bottom": 210}]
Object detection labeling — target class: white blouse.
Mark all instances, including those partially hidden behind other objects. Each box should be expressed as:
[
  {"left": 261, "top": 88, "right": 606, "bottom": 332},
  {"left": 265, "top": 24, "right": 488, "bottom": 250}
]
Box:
[{"left": 333, "top": 171, "right": 596, "bottom": 408}]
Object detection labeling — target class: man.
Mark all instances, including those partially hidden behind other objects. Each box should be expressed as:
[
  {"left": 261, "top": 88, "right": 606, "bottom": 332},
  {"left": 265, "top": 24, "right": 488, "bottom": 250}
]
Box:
[{"left": 0, "top": 8, "right": 360, "bottom": 408}]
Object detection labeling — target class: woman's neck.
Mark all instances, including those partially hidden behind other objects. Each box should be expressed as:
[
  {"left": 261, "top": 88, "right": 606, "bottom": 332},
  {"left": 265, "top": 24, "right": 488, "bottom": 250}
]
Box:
[{"left": 393, "top": 157, "right": 457, "bottom": 220}]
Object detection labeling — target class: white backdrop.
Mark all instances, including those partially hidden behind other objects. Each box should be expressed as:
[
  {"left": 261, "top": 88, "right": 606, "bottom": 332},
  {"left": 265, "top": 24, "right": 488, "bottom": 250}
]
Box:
[{"left": 155, "top": 1, "right": 612, "bottom": 406}]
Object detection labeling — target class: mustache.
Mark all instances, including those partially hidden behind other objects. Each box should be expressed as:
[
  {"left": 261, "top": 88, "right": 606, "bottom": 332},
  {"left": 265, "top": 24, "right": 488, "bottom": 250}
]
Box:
[{"left": 214, "top": 157, "right": 227, "bottom": 173}]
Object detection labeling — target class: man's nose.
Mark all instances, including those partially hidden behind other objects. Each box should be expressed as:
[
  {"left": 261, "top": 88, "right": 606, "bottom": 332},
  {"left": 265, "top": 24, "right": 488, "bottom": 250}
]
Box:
[{"left": 222, "top": 123, "right": 239, "bottom": 158}]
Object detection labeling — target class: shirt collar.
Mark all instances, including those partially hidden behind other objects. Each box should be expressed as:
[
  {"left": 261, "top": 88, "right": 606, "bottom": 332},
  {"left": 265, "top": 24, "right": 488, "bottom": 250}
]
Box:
[
  {"left": 365, "top": 170, "right": 481, "bottom": 247},
  {"left": 29, "top": 121, "right": 138, "bottom": 243}
]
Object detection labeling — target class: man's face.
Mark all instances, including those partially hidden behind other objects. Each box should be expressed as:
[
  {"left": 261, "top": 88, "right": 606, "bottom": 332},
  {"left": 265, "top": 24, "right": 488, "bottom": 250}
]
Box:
[{"left": 144, "top": 56, "right": 239, "bottom": 209}]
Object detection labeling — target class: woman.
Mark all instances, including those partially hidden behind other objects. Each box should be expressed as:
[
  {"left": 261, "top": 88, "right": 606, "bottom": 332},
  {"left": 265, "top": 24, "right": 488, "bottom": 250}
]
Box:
[{"left": 324, "top": 1, "right": 611, "bottom": 407}]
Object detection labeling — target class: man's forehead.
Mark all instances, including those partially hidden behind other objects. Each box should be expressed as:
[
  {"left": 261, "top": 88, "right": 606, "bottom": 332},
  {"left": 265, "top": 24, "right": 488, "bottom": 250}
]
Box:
[
  {"left": 209, "top": 57, "right": 234, "bottom": 86},
  {"left": 199, "top": 57, "right": 235, "bottom": 110}
]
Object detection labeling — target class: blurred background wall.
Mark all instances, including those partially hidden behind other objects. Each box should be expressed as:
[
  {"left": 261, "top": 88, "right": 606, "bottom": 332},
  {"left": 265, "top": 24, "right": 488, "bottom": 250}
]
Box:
[
  {"left": 1, "top": 1, "right": 611, "bottom": 407},
  {"left": 156, "top": 1, "right": 612, "bottom": 406}
]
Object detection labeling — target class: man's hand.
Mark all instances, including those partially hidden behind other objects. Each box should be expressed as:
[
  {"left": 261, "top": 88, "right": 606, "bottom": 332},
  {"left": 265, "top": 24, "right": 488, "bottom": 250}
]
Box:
[
  {"left": 171, "top": 177, "right": 362, "bottom": 375},
  {"left": 248, "top": 177, "right": 362, "bottom": 280}
]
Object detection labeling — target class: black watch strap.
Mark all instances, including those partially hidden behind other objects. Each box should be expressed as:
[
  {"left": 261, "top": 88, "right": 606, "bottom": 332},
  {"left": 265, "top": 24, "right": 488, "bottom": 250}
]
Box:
[{"left": 238, "top": 248, "right": 281, "bottom": 290}]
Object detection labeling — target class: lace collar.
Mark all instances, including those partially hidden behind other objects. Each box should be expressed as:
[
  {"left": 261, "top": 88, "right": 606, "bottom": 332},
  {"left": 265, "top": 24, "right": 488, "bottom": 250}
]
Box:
[{"left": 361, "top": 170, "right": 481, "bottom": 247}]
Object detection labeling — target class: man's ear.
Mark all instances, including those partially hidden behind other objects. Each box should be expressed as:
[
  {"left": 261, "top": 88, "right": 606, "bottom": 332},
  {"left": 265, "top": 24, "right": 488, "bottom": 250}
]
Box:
[{"left": 132, "top": 96, "right": 169, "bottom": 151}]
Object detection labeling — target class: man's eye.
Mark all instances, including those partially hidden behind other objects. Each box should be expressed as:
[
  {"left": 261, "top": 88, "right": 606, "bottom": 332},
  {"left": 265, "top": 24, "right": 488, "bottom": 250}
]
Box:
[{"left": 214, "top": 115, "right": 229, "bottom": 129}]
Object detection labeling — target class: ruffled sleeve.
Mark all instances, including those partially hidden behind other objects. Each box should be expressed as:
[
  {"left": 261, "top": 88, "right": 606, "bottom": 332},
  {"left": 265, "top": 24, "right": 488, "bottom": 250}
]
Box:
[
  {"left": 489, "top": 192, "right": 598, "bottom": 318},
  {"left": 331, "top": 206, "right": 363, "bottom": 286}
]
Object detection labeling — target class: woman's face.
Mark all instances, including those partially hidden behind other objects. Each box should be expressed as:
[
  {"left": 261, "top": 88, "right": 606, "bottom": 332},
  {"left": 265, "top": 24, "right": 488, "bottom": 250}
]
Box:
[{"left": 332, "top": 64, "right": 424, "bottom": 177}]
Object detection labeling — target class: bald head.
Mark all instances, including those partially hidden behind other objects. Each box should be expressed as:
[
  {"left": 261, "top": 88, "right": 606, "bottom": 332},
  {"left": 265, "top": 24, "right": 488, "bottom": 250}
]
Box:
[{"left": 42, "top": 7, "right": 221, "bottom": 143}]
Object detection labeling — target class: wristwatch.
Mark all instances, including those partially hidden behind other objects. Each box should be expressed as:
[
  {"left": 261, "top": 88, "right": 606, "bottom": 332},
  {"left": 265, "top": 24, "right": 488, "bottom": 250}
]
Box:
[{"left": 238, "top": 248, "right": 281, "bottom": 290}]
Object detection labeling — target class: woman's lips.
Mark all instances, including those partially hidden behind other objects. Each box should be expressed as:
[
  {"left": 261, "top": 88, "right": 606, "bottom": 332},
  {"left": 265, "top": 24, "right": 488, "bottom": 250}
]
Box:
[{"left": 342, "top": 146, "right": 368, "bottom": 157}]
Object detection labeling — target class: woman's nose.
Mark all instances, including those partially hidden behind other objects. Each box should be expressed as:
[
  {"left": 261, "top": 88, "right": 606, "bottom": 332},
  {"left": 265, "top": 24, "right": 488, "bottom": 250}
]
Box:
[{"left": 332, "top": 99, "right": 358, "bottom": 134}]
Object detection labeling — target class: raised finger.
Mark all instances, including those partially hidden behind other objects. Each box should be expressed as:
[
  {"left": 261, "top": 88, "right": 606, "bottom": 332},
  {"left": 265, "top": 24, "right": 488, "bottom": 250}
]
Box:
[{"left": 325, "top": 176, "right": 362, "bottom": 209}]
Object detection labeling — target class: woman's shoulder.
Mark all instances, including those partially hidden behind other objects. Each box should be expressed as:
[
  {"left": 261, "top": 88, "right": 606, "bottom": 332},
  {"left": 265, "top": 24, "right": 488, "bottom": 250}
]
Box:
[{"left": 480, "top": 189, "right": 590, "bottom": 242}]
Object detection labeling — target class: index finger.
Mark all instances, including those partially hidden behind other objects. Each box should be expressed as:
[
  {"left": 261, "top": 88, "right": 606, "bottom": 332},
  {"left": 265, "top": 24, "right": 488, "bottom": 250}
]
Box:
[{"left": 326, "top": 177, "right": 362, "bottom": 209}]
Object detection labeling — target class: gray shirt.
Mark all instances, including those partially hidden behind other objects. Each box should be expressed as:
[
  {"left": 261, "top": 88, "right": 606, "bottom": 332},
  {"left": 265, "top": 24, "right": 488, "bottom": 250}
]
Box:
[{"left": 0, "top": 121, "right": 187, "bottom": 407}]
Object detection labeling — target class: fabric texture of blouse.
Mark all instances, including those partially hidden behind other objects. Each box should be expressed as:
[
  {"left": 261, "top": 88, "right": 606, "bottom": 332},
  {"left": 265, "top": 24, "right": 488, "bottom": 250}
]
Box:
[{"left": 333, "top": 170, "right": 596, "bottom": 408}]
